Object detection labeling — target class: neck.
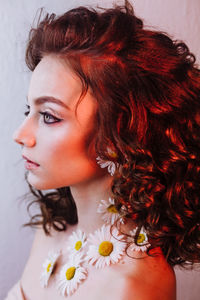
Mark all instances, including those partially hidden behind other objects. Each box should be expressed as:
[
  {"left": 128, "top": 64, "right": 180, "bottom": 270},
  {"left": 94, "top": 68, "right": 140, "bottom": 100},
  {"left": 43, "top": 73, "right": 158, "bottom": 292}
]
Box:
[{"left": 70, "top": 174, "right": 113, "bottom": 234}]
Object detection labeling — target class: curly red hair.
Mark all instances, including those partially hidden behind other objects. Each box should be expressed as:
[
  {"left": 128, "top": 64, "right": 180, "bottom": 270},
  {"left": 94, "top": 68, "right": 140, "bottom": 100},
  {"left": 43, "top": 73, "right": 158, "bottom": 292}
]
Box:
[{"left": 23, "top": 1, "right": 200, "bottom": 266}]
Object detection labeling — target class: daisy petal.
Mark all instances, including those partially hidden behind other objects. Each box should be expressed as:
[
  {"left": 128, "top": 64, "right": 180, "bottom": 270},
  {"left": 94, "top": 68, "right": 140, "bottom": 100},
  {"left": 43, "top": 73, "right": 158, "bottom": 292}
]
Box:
[
  {"left": 56, "top": 254, "right": 87, "bottom": 296},
  {"left": 85, "top": 224, "right": 126, "bottom": 269}
]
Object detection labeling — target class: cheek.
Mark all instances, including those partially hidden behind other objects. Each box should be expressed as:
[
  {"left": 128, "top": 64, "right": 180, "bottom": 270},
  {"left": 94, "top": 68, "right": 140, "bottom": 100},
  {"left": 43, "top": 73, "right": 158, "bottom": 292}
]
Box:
[
  {"left": 42, "top": 125, "right": 93, "bottom": 166},
  {"left": 29, "top": 125, "right": 100, "bottom": 189},
  {"left": 42, "top": 134, "right": 99, "bottom": 187}
]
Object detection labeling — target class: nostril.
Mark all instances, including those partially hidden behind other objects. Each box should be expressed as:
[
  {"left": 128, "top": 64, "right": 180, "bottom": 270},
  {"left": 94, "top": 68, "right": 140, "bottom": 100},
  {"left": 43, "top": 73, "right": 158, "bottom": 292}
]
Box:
[{"left": 12, "top": 127, "right": 36, "bottom": 147}]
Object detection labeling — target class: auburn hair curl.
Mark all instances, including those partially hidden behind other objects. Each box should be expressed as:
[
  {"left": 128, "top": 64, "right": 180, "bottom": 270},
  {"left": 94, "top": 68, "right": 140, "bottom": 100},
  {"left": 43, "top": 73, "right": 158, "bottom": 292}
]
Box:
[{"left": 23, "top": 0, "right": 200, "bottom": 267}]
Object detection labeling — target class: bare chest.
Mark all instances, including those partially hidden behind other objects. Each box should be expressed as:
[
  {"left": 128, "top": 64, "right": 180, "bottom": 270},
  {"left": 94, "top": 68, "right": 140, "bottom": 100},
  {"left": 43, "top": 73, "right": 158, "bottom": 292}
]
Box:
[
  {"left": 21, "top": 257, "right": 127, "bottom": 300},
  {"left": 21, "top": 229, "right": 130, "bottom": 300}
]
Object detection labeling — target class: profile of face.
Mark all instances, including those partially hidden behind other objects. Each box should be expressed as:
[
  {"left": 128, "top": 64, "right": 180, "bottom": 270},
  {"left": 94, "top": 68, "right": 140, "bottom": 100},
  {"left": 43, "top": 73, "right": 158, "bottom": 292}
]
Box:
[{"left": 13, "top": 55, "right": 103, "bottom": 190}]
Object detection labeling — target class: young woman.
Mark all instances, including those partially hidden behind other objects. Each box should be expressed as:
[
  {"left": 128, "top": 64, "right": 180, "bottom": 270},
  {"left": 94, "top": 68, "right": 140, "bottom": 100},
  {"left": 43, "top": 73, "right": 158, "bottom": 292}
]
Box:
[{"left": 6, "top": 1, "right": 200, "bottom": 299}]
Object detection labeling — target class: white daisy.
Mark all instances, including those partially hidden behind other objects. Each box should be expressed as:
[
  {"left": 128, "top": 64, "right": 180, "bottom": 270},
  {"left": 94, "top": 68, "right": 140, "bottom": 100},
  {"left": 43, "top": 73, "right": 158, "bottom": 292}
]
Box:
[
  {"left": 96, "top": 156, "right": 119, "bottom": 176},
  {"left": 56, "top": 253, "right": 87, "bottom": 296},
  {"left": 85, "top": 224, "right": 126, "bottom": 269},
  {"left": 40, "top": 250, "right": 60, "bottom": 288},
  {"left": 129, "top": 226, "right": 151, "bottom": 252},
  {"left": 97, "top": 197, "right": 122, "bottom": 225},
  {"left": 67, "top": 229, "right": 87, "bottom": 255}
]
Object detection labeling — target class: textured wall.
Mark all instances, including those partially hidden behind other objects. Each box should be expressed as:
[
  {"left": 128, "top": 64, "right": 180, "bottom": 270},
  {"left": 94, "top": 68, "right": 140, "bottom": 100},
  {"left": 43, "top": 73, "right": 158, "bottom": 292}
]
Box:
[{"left": 0, "top": 0, "right": 200, "bottom": 299}]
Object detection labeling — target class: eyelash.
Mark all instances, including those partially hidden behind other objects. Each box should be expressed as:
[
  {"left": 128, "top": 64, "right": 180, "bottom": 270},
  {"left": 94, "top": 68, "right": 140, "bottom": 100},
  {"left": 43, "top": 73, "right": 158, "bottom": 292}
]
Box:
[{"left": 24, "top": 109, "right": 61, "bottom": 124}]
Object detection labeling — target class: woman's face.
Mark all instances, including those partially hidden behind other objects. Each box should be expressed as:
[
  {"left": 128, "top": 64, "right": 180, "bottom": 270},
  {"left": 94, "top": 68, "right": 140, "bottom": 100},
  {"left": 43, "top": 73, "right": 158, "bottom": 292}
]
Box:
[{"left": 13, "top": 55, "right": 103, "bottom": 190}]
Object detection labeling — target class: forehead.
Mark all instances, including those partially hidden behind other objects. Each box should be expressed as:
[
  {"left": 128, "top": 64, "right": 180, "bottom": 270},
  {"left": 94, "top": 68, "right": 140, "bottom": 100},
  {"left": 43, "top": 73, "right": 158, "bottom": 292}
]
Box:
[{"left": 28, "top": 55, "right": 83, "bottom": 110}]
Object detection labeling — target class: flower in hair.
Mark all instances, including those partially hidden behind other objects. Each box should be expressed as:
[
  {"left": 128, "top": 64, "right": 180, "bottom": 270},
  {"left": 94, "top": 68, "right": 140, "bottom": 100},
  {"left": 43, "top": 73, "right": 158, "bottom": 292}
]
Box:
[
  {"left": 96, "top": 146, "right": 119, "bottom": 176},
  {"left": 85, "top": 224, "right": 126, "bottom": 269},
  {"left": 97, "top": 197, "right": 124, "bottom": 225},
  {"left": 40, "top": 250, "right": 60, "bottom": 287},
  {"left": 129, "top": 226, "right": 150, "bottom": 252},
  {"left": 67, "top": 229, "right": 87, "bottom": 256},
  {"left": 96, "top": 156, "right": 117, "bottom": 176},
  {"left": 96, "top": 156, "right": 120, "bottom": 176},
  {"left": 56, "top": 253, "right": 87, "bottom": 296}
]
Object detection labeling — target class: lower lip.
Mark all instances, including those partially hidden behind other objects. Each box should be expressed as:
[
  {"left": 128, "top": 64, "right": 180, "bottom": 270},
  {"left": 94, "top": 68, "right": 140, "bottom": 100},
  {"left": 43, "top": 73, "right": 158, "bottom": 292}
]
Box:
[{"left": 25, "top": 161, "right": 40, "bottom": 170}]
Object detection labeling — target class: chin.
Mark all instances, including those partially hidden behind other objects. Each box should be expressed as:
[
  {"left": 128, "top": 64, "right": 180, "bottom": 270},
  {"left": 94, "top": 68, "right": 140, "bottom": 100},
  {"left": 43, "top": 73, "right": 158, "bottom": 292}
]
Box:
[{"left": 26, "top": 176, "right": 58, "bottom": 191}]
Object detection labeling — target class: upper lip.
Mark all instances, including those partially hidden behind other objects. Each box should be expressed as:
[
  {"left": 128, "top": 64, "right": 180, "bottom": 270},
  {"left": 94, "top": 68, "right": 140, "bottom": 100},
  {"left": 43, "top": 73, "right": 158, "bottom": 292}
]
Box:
[{"left": 22, "top": 155, "right": 40, "bottom": 166}]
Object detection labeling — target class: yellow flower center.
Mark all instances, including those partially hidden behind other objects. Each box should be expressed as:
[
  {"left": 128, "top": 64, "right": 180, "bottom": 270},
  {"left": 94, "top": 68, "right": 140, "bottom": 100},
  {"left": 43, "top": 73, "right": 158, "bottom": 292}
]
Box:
[
  {"left": 66, "top": 267, "right": 76, "bottom": 280},
  {"left": 107, "top": 147, "right": 118, "bottom": 158},
  {"left": 137, "top": 233, "right": 146, "bottom": 244},
  {"left": 107, "top": 204, "right": 118, "bottom": 214},
  {"left": 109, "top": 151, "right": 118, "bottom": 158},
  {"left": 75, "top": 240, "right": 82, "bottom": 251},
  {"left": 99, "top": 241, "right": 113, "bottom": 256},
  {"left": 46, "top": 263, "right": 52, "bottom": 273}
]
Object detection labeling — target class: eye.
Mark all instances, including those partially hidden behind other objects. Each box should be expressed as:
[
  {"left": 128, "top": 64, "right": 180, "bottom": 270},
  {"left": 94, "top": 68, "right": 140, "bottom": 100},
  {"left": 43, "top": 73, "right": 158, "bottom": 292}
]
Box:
[
  {"left": 39, "top": 111, "right": 61, "bottom": 124},
  {"left": 24, "top": 105, "right": 62, "bottom": 124}
]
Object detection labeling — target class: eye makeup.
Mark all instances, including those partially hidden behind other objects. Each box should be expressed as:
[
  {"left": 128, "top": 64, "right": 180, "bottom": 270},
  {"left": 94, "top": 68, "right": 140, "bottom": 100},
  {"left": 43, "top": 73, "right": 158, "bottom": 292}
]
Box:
[{"left": 24, "top": 105, "right": 62, "bottom": 125}]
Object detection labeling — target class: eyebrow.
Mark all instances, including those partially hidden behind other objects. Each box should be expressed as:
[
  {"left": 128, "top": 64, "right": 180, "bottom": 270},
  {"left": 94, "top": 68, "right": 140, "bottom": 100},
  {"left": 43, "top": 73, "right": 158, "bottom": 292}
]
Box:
[{"left": 26, "top": 96, "right": 70, "bottom": 110}]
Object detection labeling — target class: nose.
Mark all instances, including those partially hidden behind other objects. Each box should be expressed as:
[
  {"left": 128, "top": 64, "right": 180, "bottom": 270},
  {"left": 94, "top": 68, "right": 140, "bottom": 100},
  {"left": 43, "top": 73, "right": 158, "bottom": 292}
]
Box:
[{"left": 12, "top": 120, "right": 36, "bottom": 147}]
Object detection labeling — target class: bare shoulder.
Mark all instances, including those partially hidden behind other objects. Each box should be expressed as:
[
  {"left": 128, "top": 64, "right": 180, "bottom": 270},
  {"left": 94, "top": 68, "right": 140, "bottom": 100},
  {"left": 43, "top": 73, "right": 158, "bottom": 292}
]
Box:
[
  {"left": 21, "top": 228, "right": 176, "bottom": 300},
  {"left": 20, "top": 227, "right": 74, "bottom": 300},
  {"left": 120, "top": 248, "right": 176, "bottom": 300},
  {"left": 25, "top": 225, "right": 71, "bottom": 255},
  {"left": 21, "top": 226, "right": 69, "bottom": 282},
  {"left": 21, "top": 228, "right": 47, "bottom": 279}
]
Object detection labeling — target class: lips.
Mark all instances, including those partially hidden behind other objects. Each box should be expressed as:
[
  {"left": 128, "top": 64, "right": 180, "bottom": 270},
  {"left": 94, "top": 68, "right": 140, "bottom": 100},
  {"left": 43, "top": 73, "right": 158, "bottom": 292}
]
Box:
[{"left": 22, "top": 155, "right": 40, "bottom": 166}]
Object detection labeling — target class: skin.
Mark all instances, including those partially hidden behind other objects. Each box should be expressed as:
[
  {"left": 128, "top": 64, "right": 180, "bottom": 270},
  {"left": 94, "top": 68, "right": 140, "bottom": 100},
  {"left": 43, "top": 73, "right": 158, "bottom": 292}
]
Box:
[
  {"left": 19, "top": 227, "right": 176, "bottom": 300},
  {"left": 12, "top": 54, "right": 176, "bottom": 299},
  {"left": 13, "top": 54, "right": 105, "bottom": 191}
]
